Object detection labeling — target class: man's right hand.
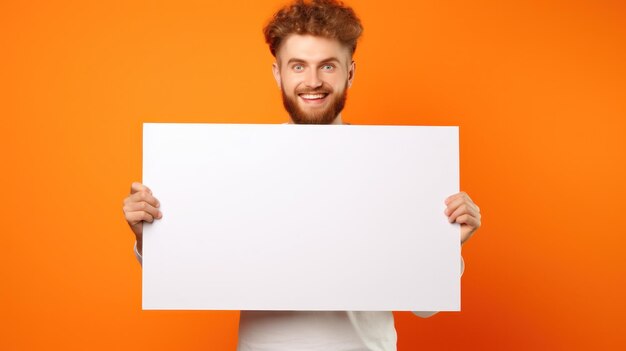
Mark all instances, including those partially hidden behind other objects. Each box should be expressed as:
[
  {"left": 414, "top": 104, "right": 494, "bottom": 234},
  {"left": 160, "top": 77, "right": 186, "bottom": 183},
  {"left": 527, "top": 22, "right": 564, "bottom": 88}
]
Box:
[{"left": 122, "top": 182, "right": 162, "bottom": 255}]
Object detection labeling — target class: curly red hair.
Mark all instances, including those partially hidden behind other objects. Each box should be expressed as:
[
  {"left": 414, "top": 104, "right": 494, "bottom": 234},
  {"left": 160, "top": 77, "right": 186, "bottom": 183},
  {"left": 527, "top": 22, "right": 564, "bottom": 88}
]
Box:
[{"left": 263, "top": 0, "right": 363, "bottom": 58}]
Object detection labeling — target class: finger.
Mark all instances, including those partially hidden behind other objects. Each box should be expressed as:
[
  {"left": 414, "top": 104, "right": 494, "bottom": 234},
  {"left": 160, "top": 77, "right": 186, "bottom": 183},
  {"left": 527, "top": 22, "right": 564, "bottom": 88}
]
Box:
[
  {"left": 123, "top": 201, "right": 162, "bottom": 220},
  {"left": 455, "top": 213, "right": 480, "bottom": 228},
  {"left": 444, "top": 196, "right": 463, "bottom": 216},
  {"left": 125, "top": 211, "right": 155, "bottom": 226},
  {"left": 445, "top": 191, "right": 467, "bottom": 205},
  {"left": 125, "top": 190, "right": 160, "bottom": 208},
  {"left": 445, "top": 191, "right": 478, "bottom": 207},
  {"left": 448, "top": 201, "right": 479, "bottom": 223},
  {"left": 130, "top": 182, "right": 152, "bottom": 195},
  {"left": 444, "top": 196, "right": 478, "bottom": 219}
]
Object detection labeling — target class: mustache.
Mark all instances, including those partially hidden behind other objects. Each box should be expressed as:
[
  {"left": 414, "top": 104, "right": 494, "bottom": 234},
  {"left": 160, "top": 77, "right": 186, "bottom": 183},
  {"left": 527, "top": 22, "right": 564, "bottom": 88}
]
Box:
[{"left": 295, "top": 85, "right": 333, "bottom": 95}]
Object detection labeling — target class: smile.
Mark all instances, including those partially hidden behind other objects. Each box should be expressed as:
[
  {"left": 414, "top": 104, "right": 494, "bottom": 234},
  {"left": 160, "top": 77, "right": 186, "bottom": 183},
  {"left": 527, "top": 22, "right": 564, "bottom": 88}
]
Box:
[{"left": 298, "top": 93, "right": 329, "bottom": 103}]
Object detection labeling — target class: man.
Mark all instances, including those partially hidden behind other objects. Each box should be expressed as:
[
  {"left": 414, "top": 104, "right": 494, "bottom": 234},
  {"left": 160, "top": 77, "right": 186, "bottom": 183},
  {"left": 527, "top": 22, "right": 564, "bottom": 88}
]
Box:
[{"left": 122, "top": 0, "right": 482, "bottom": 350}]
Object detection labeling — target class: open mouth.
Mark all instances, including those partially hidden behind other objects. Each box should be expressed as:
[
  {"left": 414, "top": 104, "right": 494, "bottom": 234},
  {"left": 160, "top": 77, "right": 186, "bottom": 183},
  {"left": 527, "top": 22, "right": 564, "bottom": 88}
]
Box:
[{"left": 298, "top": 92, "right": 329, "bottom": 104}]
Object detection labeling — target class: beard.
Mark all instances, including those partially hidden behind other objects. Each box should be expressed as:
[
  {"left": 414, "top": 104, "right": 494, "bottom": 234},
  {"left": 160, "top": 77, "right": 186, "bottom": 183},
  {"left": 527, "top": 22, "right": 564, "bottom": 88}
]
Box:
[{"left": 281, "top": 81, "right": 348, "bottom": 124}]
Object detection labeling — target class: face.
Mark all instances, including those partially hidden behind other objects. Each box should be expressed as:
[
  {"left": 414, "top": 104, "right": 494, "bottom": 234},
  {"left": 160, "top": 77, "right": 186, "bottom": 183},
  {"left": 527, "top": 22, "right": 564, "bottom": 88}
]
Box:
[{"left": 272, "top": 35, "right": 356, "bottom": 124}]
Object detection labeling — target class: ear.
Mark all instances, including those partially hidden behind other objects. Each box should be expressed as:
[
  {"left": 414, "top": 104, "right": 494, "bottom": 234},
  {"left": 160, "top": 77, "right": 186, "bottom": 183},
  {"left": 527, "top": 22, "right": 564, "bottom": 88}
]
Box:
[
  {"left": 347, "top": 60, "right": 356, "bottom": 88},
  {"left": 272, "top": 61, "right": 282, "bottom": 89}
]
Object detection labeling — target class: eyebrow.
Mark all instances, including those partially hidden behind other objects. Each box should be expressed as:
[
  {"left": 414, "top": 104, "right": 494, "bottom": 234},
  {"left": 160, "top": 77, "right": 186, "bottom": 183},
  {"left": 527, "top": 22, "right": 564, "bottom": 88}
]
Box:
[{"left": 286, "top": 57, "right": 342, "bottom": 65}]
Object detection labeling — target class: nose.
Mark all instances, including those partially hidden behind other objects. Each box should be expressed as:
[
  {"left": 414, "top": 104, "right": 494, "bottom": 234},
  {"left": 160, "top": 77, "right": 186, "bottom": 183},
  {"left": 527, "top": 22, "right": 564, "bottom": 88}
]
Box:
[{"left": 304, "top": 69, "right": 323, "bottom": 89}]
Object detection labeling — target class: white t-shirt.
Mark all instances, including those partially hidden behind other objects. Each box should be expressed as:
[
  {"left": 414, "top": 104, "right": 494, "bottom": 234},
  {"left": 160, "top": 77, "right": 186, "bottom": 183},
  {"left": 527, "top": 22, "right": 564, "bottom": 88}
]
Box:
[
  {"left": 237, "top": 311, "right": 395, "bottom": 351},
  {"left": 134, "top": 243, "right": 462, "bottom": 351}
]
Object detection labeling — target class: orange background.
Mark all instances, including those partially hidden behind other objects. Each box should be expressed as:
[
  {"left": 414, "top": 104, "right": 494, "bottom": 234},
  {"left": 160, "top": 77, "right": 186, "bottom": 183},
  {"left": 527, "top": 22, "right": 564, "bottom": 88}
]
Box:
[{"left": 2, "top": 0, "right": 625, "bottom": 349}]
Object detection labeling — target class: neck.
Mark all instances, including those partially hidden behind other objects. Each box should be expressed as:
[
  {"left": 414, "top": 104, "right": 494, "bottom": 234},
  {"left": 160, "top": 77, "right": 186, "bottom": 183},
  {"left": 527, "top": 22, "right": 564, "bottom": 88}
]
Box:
[{"left": 288, "top": 114, "right": 344, "bottom": 125}]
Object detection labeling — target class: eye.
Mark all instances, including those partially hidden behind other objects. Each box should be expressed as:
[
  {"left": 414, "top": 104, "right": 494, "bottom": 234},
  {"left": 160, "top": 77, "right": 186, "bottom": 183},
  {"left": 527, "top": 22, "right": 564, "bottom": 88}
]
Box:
[
  {"left": 292, "top": 64, "right": 304, "bottom": 72},
  {"left": 321, "top": 64, "right": 335, "bottom": 71}
]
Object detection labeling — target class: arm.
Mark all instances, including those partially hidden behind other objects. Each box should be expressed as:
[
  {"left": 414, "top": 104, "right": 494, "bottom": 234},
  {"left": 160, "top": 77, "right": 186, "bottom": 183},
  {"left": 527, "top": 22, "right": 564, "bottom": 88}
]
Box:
[{"left": 413, "top": 192, "right": 481, "bottom": 318}]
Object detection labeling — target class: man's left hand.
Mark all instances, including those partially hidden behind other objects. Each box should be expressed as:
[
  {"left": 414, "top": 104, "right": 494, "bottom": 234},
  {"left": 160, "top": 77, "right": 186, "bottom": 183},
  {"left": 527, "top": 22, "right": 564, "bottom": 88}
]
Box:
[{"left": 444, "top": 192, "right": 481, "bottom": 245}]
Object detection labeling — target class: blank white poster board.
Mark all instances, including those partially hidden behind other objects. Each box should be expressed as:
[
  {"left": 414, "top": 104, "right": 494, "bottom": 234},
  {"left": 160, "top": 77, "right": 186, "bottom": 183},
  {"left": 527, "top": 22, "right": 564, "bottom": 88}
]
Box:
[{"left": 142, "top": 123, "right": 460, "bottom": 311}]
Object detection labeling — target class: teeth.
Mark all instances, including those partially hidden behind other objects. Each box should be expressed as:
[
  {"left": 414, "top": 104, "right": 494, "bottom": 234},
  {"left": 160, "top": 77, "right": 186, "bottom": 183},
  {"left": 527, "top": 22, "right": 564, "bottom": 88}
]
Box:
[{"left": 300, "top": 94, "right": 326, "bottom": 99}]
